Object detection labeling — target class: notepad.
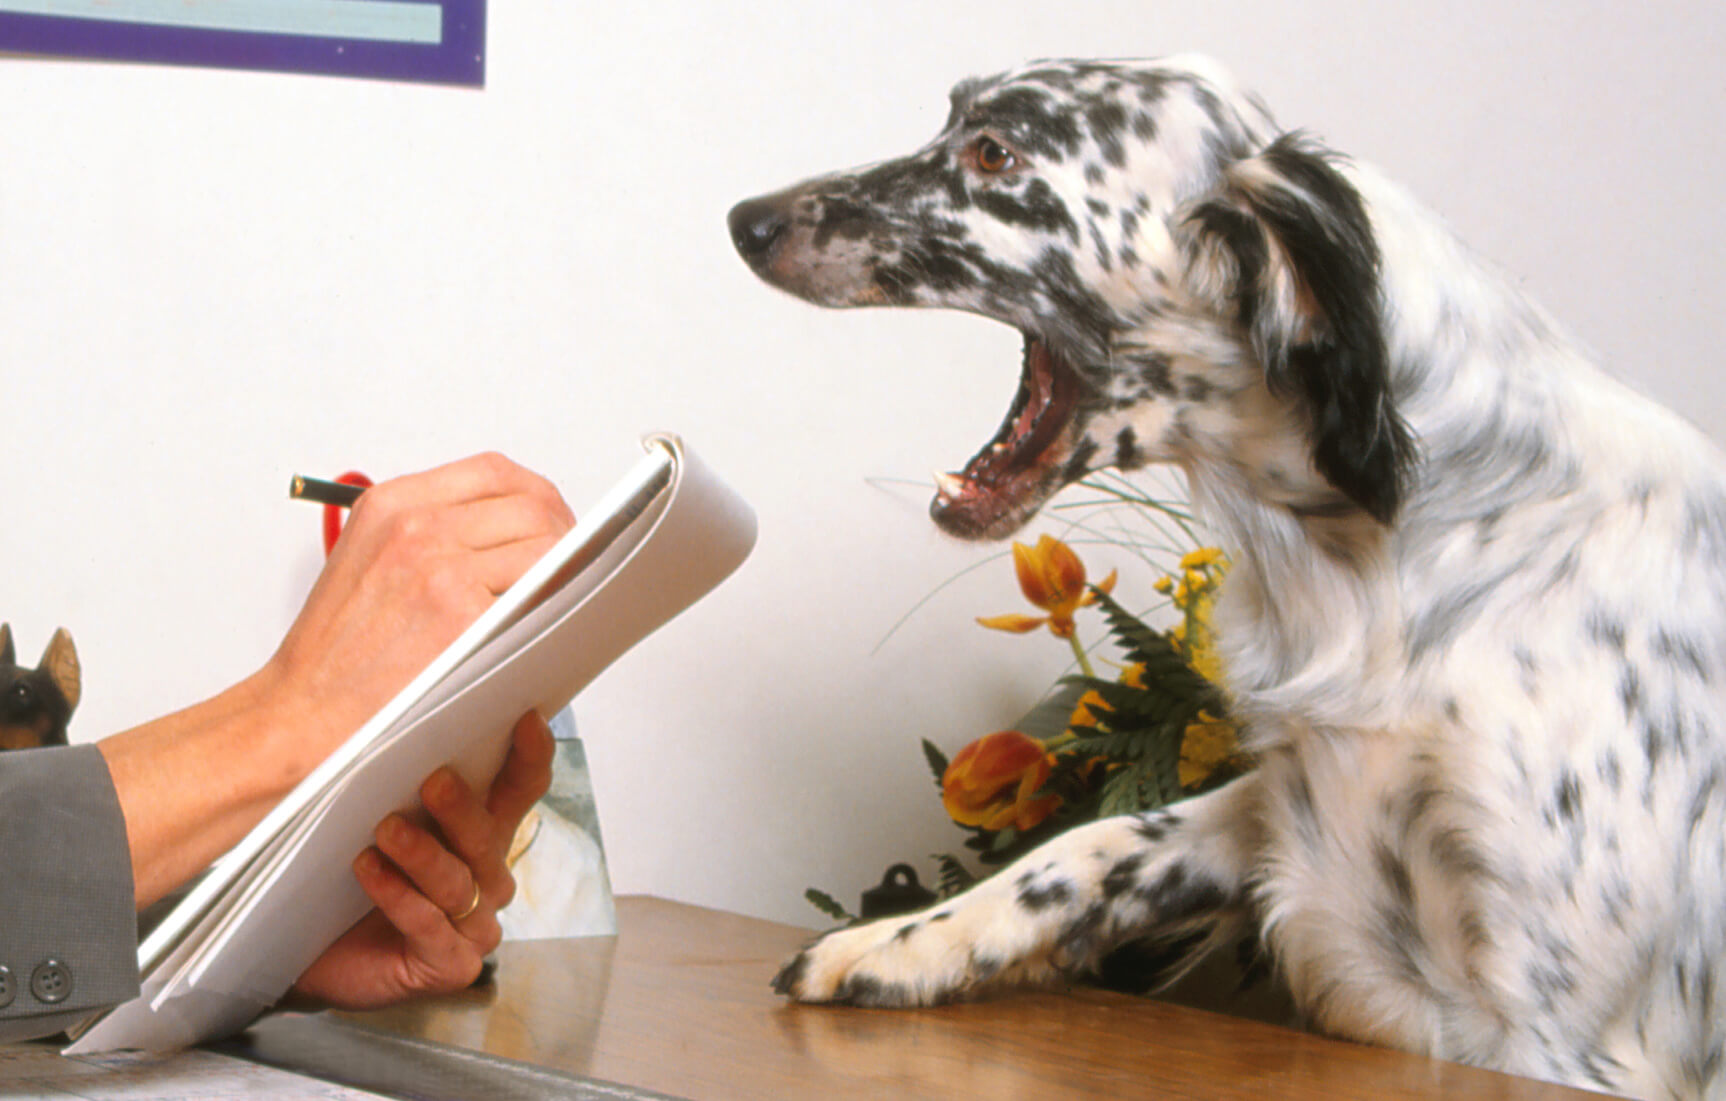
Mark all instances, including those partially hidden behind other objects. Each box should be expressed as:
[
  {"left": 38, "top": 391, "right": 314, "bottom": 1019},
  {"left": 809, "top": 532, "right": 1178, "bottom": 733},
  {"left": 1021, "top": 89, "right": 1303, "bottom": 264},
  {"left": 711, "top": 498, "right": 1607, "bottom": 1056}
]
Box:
[{"left": 67, "top": 433, "right": 757, "bottom": 1053}]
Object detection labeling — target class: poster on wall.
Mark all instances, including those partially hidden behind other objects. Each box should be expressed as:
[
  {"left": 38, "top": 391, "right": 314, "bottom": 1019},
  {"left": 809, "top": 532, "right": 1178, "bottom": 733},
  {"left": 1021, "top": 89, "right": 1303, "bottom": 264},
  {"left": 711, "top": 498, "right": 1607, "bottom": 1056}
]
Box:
[{"left": 0, "top": 0, "right": 485, "bottom": 86}]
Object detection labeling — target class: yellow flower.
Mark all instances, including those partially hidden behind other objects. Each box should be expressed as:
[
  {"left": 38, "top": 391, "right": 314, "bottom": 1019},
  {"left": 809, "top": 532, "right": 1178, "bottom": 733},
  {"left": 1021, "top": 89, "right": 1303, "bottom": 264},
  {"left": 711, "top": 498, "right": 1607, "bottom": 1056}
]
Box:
[
  {"left": 1180, "top": 547, "right": 1226, "bottom": 570},
  {"left": 1151, "top": 547, "right": 1230, "bottom": 684},
  {"left": 1067, "top": 663, "right": 1145, "bottom": 729},
  {"left": 1069, "top": 688, "right": 1109, "bottom": 729},
  {"left": 976, "top": 534, "right": 1117, "bottom": 640},
  {"left": 1179, "top": 712, "right": 1240, "bottom": 789}
]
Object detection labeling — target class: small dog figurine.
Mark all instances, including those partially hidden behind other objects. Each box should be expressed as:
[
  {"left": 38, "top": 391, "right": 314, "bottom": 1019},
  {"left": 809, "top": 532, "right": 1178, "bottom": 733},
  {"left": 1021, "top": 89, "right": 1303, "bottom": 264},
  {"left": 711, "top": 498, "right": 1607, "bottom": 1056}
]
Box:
[
  {"left": 731, "top": 55, "right": 1726, "bottom": 1098},
  {"left": 0, "top": 624, "right": 81, "bottom": 750}
]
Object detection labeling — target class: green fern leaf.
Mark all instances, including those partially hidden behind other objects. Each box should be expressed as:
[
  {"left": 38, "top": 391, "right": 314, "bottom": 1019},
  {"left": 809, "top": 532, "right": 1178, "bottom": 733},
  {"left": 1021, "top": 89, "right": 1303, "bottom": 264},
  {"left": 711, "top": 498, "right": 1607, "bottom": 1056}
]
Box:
[
  {"left": 921, "top": 738, "right": 950, "bottom": 786},
  {"left": 805, "top": 887, "right": 855, "bottom": 923},
  {"left": 932, "top": 853, "right": 976, "bottom": 898}
]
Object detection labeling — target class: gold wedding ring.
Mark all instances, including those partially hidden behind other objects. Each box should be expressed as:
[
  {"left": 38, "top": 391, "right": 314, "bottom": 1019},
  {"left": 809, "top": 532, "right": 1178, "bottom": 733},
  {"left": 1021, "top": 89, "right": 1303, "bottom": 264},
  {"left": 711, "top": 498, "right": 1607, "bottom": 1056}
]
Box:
[{"left": 452, "top": 881, "right": 483, "bottom": 922}]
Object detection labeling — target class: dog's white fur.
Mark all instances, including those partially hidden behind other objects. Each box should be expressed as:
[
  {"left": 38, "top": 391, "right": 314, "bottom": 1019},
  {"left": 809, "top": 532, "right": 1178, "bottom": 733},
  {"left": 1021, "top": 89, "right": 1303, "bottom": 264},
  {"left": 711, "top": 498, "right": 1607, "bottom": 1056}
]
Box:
[{"left": 733, "top": 57, "right": 1726, "bottom": 1098}]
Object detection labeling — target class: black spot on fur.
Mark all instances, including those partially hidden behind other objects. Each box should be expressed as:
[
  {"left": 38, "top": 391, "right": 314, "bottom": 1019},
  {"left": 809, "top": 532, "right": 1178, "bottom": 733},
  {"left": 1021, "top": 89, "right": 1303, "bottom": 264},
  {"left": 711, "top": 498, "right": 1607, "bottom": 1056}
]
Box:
[
  {"left": 1683, "top": 490, "right": 1726, "bottom": 560},
  {"left": 1587, "top": 608, "right": 1628, "bottom": 651},
  {"left": 1555, "top": 770, "right": 1583, "bottom": 822},
  {"left": 1688, "top": 768, "right": 1722, "bottom": 839},
  {"left": 1406, "top": 577, "right": 1501, "bottom": 663},
  {"left": 1085, "top": 99, "right": 1129, "bottom": 142},
  {"left": 1528, "top": 949, "right": 1578, "bottom": 1012},
  {"left": 871, "top": 236, "right": 995, "bottom": 299},
  {"left": 1115, "top": 426, "right": 1144, "bottom": 469},
  {"left": 1102, "top": 854, "right": 1146, "bottom": 899},
  {"left": 1513, "top": 646, "right": 1541, "bottom": 695},
  {"left": 968, "top": 949, "right": 1006, "bottom": 983},
  {"left": 1620, "top": 667, "right": 1644, "bottom": 716},
  {"left": 1028, "top": 249, "right": 1120, "bottom": 346},
  {"left": 1133, "top": 353, "right": 1176, "bottom": 396},
  {"left": 1053, "top": 902, "right": 1111, "bottom": 970},
  {"left": 970, "top": 86, "right": 1084, "bottom": 160},
  {"left": 1643, "top": 719, "right": 1668, "bottom": 771},
  {"left": 976, "top": 178, "right": 1079, "bottom": 240},
  {"left": 1016, "top": 872, "right": 1075, "bottom": 912},
  {"left": 1062, "top": 436, "right": 1100, "bottom": 483},
  {"left": 1654, "top": 628, "right": 1711, "bottom": 681},
  {"left": 1134, "top": 810, "right": 1180, "bottom": 844},
  {"left": 1374, "top": 842, "right": 1416, "bottom": 910},
  {"left": 1599, "top": 751, "right": 1623, "bottom": 793},
  {"left": 810, "top": 197, "right": 876, "bottom": 249},
  {"left": 1133, "top": 861, "right": 1232, "bottom": 928}
]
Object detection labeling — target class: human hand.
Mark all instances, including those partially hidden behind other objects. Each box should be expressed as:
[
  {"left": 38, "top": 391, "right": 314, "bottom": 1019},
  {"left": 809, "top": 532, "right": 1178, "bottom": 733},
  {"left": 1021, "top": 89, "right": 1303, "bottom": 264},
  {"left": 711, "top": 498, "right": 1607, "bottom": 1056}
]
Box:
[
  {"left": 289, "top": 710, "right": 556, "bottom": 1010},
  {"left": 259, "top": 453, "right": 574, "bottom": 775},
  {"left": 102, "top": 455, "right": 574, "bottom": 910}
]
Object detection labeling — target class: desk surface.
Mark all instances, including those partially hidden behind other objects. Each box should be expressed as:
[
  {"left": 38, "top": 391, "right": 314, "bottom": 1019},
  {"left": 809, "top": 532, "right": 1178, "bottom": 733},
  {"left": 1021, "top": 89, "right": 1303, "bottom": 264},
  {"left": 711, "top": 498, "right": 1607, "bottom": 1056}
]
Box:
[{"left": 339, "top": 895, "right": 1605, "bottom": 1101}]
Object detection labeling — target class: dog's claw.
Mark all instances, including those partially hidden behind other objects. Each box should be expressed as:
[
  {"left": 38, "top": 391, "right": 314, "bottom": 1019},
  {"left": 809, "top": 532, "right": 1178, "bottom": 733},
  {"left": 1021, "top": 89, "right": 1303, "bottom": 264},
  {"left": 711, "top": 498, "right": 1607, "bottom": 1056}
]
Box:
[{"left": 772, "top": 950, "right": 810, "bottom": 996}]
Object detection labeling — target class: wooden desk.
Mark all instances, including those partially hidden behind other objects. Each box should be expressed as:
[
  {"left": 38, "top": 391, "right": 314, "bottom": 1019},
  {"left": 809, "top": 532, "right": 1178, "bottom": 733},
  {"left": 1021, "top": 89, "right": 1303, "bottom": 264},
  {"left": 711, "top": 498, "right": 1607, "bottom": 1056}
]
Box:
[{"left": 336, "top": 895, "right": 1605, "bottom": 1100}]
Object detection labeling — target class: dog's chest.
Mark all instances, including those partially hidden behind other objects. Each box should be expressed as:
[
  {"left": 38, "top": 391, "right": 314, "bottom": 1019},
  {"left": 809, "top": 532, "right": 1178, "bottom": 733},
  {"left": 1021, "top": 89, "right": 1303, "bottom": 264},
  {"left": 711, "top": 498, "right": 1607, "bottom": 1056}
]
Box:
[{"left": 1248, "top": 730, "right": 1532, "bottom": 1053}]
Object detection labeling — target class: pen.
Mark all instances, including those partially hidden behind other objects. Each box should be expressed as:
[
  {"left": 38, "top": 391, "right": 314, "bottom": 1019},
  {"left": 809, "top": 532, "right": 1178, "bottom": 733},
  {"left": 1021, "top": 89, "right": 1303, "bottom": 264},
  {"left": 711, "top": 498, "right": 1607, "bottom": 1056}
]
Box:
[{"left": 289, "top": 474, "right": 367, "bottom": 508}]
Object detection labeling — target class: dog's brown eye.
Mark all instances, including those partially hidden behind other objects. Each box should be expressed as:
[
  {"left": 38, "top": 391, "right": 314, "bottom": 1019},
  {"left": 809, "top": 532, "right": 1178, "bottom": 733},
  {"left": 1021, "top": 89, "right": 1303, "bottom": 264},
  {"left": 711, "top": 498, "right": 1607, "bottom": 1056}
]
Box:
[{"left": 974, "top": 137, "right": 1015, "bottom": 174}]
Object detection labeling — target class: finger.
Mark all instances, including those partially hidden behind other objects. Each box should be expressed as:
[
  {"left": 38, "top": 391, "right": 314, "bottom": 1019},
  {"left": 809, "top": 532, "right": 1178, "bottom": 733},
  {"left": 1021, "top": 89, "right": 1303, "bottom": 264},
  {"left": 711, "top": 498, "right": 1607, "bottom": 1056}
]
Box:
[
  {"left": 374, "top": 812, "right": 488, "bottom": 926},
  {"left": 487, "top": 712, "right": 557, "bottom": 828},
  {"left": 352, "top": 847, "right": 470, "bottom": 958},
  {"left": 351, "top": 848, "right": 493, "bottom": 979},
  {"left": 446, "top": 493, "right": 576, "bottom": 554},
  {"left": 470, "top": 534, "right": 570, "bottom": 596},
  {"left": 381, "top": 453, "right": 573, "bottom": 522},
  {"left": 419, "top": 768, "right": 510, "bottom": 903}
]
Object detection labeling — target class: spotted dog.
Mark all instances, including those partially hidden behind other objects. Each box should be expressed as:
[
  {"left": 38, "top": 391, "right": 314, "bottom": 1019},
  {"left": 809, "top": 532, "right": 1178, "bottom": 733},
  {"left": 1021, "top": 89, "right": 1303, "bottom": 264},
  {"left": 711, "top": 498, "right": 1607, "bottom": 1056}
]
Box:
[{"left": 728, "top": 55, "right": 1726, "bottom": 1098}]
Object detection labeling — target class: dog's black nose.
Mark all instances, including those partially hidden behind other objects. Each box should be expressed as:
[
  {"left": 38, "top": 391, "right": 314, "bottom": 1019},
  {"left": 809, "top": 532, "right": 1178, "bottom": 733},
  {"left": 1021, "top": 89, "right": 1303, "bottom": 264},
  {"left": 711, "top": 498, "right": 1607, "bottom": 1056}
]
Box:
[{"left": 728, "top": 197, "right": 787, "bottom": 263}]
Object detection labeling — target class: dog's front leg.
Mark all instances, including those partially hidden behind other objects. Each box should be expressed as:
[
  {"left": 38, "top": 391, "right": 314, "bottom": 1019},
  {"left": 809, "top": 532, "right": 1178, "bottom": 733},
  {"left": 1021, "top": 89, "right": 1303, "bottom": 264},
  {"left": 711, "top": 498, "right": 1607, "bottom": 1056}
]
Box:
[{"left": 776, "top": 774, "right": 1263, "bottom": 1006}]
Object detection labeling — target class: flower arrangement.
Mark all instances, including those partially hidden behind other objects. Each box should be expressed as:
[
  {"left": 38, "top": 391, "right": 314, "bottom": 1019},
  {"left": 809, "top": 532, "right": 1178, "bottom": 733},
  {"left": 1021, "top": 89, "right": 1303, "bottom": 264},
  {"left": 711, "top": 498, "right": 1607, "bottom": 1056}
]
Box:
[{"left": 809, "top": 476, "right": 1249, "bottom": 920}]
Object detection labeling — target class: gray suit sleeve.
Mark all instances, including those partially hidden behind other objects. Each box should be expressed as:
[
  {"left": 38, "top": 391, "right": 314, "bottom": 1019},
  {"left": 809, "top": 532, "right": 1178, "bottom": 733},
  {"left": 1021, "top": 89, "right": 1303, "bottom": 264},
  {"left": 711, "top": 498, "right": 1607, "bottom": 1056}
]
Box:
[{"left": 0, "top": 744, "right": 140, "bottom": 1042}]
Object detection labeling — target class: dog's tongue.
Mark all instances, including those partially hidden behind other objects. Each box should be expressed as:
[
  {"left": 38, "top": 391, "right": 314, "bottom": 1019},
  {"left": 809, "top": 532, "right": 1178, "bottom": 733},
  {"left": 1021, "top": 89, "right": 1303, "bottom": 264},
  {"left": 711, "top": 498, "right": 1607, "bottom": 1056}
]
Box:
[{"left": 930, "top": 337, "right": 1079, "bottom": 539}]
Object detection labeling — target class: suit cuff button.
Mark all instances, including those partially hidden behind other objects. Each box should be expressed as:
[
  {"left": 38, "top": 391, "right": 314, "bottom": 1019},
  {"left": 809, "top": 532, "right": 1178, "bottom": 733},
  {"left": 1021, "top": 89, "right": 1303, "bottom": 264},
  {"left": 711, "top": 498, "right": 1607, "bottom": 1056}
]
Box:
[
  {"left": 30, "top": 960, "right": 71, "bottom": 1005},
  {"left": 0, "top": 965, "right": 14, "bottom": 1009}
]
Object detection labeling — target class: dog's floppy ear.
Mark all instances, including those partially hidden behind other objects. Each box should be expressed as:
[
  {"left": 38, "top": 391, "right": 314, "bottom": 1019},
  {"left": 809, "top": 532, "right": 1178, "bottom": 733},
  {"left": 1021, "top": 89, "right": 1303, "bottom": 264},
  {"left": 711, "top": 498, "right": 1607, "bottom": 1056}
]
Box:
[{"left": 1180, "top": 133, "right": 1414, "bottom": 524}]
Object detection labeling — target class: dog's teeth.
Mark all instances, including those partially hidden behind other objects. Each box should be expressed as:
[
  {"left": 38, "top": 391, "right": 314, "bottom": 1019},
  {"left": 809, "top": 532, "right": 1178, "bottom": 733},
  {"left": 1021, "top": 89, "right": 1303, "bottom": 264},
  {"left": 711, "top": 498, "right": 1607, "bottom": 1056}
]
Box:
[{"left": 933, "top": 472, "right": 968, "bottom": 500}]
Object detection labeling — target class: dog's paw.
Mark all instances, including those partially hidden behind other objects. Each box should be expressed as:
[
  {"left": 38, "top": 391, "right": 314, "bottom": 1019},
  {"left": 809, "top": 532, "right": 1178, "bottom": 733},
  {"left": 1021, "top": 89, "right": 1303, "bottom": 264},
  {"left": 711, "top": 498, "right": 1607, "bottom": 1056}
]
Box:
[
  {"left": 773, "top": 903, "right": 1047, "bottom": 1006},
  {"left": 772, "top": 913, "right": 959, "bottom": 1006}
]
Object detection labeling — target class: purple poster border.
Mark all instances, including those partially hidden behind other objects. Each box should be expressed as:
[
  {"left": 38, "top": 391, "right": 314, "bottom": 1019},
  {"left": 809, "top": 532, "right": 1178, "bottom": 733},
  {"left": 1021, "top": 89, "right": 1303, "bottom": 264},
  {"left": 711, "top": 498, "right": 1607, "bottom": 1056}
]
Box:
[{"left": 0, "top": 1, "right": 484, "bottom": 87}]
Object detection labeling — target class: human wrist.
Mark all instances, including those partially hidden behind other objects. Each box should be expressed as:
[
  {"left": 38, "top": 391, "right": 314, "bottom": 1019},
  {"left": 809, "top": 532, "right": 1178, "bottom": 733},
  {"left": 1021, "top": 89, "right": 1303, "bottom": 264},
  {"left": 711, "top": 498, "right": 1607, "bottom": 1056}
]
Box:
[{"left": 236, "top": 659, "right": 360, "bottom": 799}]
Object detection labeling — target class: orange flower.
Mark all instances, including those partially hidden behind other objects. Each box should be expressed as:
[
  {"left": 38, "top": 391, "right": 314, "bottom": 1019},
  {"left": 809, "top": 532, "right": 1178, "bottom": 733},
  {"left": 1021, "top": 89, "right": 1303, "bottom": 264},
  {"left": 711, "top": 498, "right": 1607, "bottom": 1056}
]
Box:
[
  {"left": 976, "top": 534, "right": 1117, "bottom": 639},
  {"left": 941, "top": 730, "right": 1061, "bottom": 832}
]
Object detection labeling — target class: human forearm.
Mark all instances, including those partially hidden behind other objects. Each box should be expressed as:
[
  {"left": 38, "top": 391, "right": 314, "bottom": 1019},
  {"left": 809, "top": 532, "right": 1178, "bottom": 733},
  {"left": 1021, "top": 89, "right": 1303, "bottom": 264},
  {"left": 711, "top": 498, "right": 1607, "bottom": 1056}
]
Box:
[{"left": 96, "top": 667, "right": 331, "bottom": 910}]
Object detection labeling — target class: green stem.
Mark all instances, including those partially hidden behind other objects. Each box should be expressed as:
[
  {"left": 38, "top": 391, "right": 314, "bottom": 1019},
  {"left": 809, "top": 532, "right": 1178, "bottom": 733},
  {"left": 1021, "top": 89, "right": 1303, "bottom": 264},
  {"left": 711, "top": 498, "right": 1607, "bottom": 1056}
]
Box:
[{"left": 1067, "top": 631, "right": 1096, "bottom": 679}]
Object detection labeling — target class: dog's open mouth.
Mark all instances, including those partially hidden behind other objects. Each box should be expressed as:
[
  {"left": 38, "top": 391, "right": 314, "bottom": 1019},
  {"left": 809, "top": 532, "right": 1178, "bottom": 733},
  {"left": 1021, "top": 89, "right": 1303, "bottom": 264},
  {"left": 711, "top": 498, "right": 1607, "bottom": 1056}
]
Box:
[{"left": 931, "top": 334, "right": 1085, "bottom": 540}]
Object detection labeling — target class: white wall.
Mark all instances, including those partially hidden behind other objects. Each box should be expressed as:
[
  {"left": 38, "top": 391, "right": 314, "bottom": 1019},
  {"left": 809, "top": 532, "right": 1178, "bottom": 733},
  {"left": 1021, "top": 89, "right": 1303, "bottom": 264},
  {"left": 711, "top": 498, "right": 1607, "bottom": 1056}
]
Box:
[{"left": 3, "top": 0, "right": 1722, "bottom": 928}]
